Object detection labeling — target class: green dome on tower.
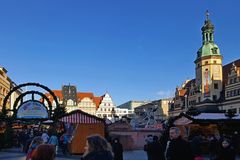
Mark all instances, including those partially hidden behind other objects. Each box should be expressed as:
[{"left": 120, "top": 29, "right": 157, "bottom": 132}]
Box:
[
  {"left": 197, "top": 43, "right": 221, "bottom": 58},
  {"left": 196, "top": 11, "right": 221, "bottom": 60}
]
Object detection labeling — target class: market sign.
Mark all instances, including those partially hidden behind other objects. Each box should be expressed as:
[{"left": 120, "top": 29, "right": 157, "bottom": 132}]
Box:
[
  {"left": 17, "top": 101, "right": 48, "bottom": 119},
  {"left": 174, "top": 116, "right": 193, "bottom": 125}
]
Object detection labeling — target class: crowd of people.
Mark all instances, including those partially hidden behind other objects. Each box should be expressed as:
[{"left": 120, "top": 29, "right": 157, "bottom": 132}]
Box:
[
  {"left": 13, "top": 125, "right": 123, "bottom": 160},
  {"left": 144, "top": 126, "right": 239, "bottom": 160},
  {"left": 10, "top": 123, "right": 240, "bottom": 160}
]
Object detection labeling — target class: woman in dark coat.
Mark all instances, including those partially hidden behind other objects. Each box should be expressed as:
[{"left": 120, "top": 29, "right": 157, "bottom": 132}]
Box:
[
  {"left": 111, "top": 138, "right": 123, "bottom": 160},
  {"left": 217, "top": 139, "right": 235, "bottom": 160},
  {"left": 81, "top": 134, "right": 113, "bottom": 160}
]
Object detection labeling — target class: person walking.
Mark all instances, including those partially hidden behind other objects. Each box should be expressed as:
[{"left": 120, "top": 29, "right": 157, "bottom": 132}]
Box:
[
  {"left": 217, "top": 139, "right": 235, "bottom": 160},
  {"left": 48, "top": 131, "right": 59, "bottom": 153},
  {"left": 31, "top": 144, "right": 56, "bottom": 160},
  {"left": 60, "top": 131, "right": 71, "bottom": 155},
  {"left": 26, "top": 136, "right": 43, "bottom": 160},
  {"left": 190, "top": 134, "right": 204, "bottom": 160},
  {"left": 147, "top": 136, "right": 165, "bottom": 160},
  {"left": 144, "top": 135, "right": 153, "bottom": 160},
  {"left": 81, "top": 134, "right": 113, "bottom": 160},
  {"left": 165, "top": 127, "right": 194, "bottom": 160},
  {"left": 41, "top": 131, "right": 49, "bottom": 144},
  {"left": 111, "top": 138, "right": 123, "bottom": 160}
]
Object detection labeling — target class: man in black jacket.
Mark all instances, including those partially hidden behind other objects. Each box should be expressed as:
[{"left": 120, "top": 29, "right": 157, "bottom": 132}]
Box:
[
  {"left": 165, "top": 127, "right": 194, "bottom": 160},
  {"left": 147, "top": 136, "right": 165, "bottom": 160},
  {"left": 112, "top": 138, "right": 123, "bottom": 160}
]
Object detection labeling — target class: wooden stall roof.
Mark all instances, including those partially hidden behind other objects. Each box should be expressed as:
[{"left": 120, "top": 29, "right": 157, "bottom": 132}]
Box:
[
  {"left": 173, "top": 113, "right": 240, "bottom": 125},
  {"left": 59, "top": 110, "right": 105, "bottom": 124}
]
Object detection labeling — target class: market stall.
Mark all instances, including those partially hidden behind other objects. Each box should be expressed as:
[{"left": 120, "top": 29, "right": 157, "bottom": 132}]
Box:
[
  {"left": 173, "top": 113, "right": 240, "bottom": 137},
  {"left": 59, "top": 110, "right": 105, "bottom": 154}
]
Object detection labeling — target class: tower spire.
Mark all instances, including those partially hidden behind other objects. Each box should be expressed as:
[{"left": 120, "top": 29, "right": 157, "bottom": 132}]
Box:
[
  {"left": 206, "top": 10, "right": 210, "bottom": 20},
  {"left": 201, "top": 10, "right": 214, "bottom": 44}
]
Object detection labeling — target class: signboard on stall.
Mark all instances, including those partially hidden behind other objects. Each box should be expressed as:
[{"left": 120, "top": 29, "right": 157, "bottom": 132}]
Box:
[
  {"left": 17, "top": 101, "right": 48, "bottom": 119},
  {"left": 174, "top": 116, "right": 193, "bottom": 126}
]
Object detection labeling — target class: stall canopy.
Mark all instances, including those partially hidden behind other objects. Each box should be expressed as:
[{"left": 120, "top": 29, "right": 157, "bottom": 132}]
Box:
[
  {"left": 193, "top": 113, "right": 240, "bottom": 120},
  {"left": 59, "top": 110, "right": 104, "bottom": 124},
  {"left": 174, "top": 113, "right": 240, "bottom": 125}
]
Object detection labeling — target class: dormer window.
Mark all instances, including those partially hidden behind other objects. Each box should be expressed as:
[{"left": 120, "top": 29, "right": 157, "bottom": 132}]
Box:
[{"left": 212, "top": 48, "right": 218, "bottom": 54}]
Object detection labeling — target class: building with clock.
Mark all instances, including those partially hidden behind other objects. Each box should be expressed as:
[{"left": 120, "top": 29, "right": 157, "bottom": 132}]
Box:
[{"left": 169, "top": 11, "right": 240, "bottom": 117}]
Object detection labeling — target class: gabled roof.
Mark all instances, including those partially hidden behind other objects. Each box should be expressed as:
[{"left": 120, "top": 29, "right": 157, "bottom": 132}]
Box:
[
  {"left": 44, "top": 90, "right": 104, "bottom": 110},
  {"left": 59, "top": 109, "right": 105, "bottom": 124},
  {"left": 94, "top": 96, "right": 103, "bottom": 109},
  {"left": 223, "top": 59, "right": 240, "bottom": 85}
]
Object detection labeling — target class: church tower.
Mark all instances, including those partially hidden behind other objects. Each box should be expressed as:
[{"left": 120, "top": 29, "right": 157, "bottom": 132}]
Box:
[{"left": 195, "top": 11, "right": 223, "bottom": 103}]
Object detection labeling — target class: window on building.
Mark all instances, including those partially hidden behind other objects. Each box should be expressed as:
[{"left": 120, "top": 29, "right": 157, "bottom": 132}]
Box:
[
  {"left": 213, "top": 95, "right": 217, "bottom": 101},
  {"left": 67, "top": 99, "right": 74, "bottom": 106},
  {"left": 238, "top": 89, "right": 240, "bottom": 95},
  {"left": 234, "top": 78, "right": 237, "bottom": 83},
  {"left": 227, "top": 91, "right": 230, "bottom": 97},
  {"left": 234, "top": 90, "right": 237, "bottom": 96},
  {"left": 214, "top": 60, "right": 217, "bottom": 64},
  {"left": 205, "top": 61, "right": 208, "bottom": 65},
  {"left": 198, "top": 97, "right": 201, "bottom": 102},
  {"left": 214, "top": 83, "right": 218, "bottom": 89},
  {"left": 230, "top": 91, "right": 233, "bottom": 97},
  {"left": 229, "top": 108, "right": 237, "bottom": 113},
  {"left": 197, "top": 64, "right": 200, "bottom": 67},
  {"left": 230, "top": 79, "right": 233, "bottom": 84}
]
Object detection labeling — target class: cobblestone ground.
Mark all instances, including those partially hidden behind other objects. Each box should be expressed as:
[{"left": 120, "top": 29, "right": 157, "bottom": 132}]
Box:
[
  {"left": 0, "top": 148, "right": 147, "bottom": 160},
  {"left": 1, "top": 148, "right": 240, "bottom": 160}
]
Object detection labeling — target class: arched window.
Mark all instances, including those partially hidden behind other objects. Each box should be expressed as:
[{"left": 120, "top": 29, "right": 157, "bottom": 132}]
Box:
[{"left": 67, "top": 99, "right": 74, "bottom": 106}]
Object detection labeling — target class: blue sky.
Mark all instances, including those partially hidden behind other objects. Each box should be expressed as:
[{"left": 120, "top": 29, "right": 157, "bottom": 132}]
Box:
[{"left": 0, "top": 1, "right": 240, "bottom": 105}]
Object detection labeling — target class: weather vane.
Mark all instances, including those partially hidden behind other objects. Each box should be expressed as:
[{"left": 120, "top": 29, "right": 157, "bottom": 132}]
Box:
[{"left": 206, "top": 10, "right": 210, "bottom": 20}]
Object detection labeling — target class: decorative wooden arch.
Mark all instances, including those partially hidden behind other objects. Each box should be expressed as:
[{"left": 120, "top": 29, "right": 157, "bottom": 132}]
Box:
[{"left": 2, "top": 82, "right": 59, "bottom": 120}]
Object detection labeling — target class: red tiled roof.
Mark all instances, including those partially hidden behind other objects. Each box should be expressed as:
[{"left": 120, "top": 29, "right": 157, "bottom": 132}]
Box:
[
  {"left": 42, "top": 90, "right": 103, "bottom": 109},
  {"left": 94, "top": 96, "right": 103, "bottom": 109},
  {"left": 178, "top": 89, "right": 187, "bottom": 96},
  {"left": 42, "top": 90, "right": 63, "bottom": 103},
  {"left": 222, "top": 59, "right": 240, "bottom": 85},
  {"left": 77, "top": 92, "right": 94, "bottom": 101}
]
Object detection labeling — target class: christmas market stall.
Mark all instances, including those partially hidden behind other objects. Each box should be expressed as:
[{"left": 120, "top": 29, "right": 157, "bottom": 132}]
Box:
[
  {"left": 59, "top": 110, "right": 105, "bottom": 154},
  {"left": 173, "top": 113, "right": 240, "bottom": 138},
  {"left": 172, "top": 112, "right": 240, "bottom": 153}
]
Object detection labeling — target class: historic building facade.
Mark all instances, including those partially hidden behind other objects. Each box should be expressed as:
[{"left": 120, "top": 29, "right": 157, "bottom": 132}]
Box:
[
  {"left": 169, "top": 12, "right": 240, "bottom": 117},
  {"left": 0, "top": 67, "right": 10, "bottom": 110},
  {"left": 45, "top": 85, "right": 129, "bottom": 121},
  {"left": 0, "top": 67, "right": 22, "bottom": 111},
  {"left": 220, "top": 60, "right": 240, "bottom": 113},
  {"left": 117, "top": 100, "right": 151, "bottom": 113}
]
